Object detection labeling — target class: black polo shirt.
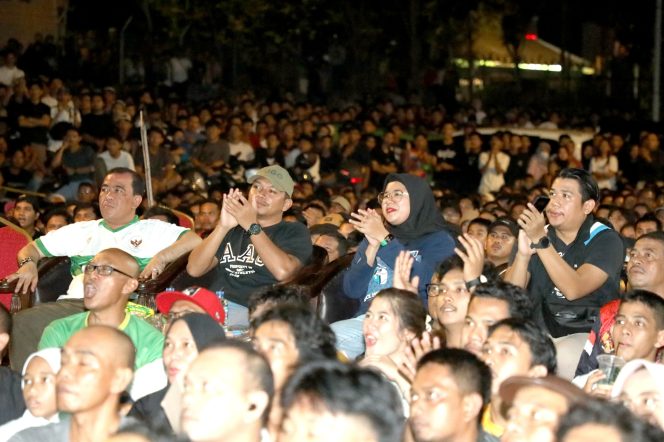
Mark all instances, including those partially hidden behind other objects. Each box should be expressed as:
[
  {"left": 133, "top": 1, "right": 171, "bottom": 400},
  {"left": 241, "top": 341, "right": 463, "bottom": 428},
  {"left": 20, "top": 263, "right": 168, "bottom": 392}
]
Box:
[{"left": 527, "top": 214, "right": 624, "bottom": 337}]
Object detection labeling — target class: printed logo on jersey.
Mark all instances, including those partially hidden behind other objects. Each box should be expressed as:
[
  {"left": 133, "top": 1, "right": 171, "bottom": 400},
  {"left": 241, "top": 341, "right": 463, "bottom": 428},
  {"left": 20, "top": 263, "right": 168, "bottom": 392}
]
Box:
[
  {"left": 220, "top": 243, "right": 264, "bottom": 277},
  {"left": 130, "top": 237, "right": 143, "bottom": 248}
]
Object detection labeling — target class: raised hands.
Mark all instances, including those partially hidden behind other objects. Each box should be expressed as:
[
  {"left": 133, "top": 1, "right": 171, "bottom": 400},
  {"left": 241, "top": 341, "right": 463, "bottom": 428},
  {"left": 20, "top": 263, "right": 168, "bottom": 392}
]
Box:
[
  {"left": 349, "top": 208, "right": 389, "bottom": 247},
  {"left": 455, "top": 233, "right": 485, "bottom": 283},
  {"left": 392, "top": 250, "right": 419, "bottom": 295},
  {"left": 401, "top": 331, "right": 443, "bottom": 382},
  {"left": 517, "top": 202, "right": 547, "bottom": 244}
]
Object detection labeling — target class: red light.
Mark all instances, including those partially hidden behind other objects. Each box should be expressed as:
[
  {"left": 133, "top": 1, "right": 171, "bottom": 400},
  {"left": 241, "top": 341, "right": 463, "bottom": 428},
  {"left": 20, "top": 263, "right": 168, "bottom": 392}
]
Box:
[
  {"left": 525, "top": 33, "right": 538, "bottom": 41},
  {"left": 350, "top": 177, "right": 363, "bottom": 185}
]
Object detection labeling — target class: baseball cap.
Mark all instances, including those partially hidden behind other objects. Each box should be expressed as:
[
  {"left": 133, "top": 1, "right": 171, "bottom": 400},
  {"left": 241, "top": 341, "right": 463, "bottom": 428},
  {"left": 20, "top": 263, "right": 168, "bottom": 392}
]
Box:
[
  {"left": 331, "top": 196, "right": 352, "bottom": 213},
  {"left": 489, "top": 217, "right": 519, "bottom": 237},
  {"left": 499, "top": 375, "right": 586, "bottom": 411},
  {"left": 155, "top": 286, "right": 225, "bottom": 324},
  {"left": 317, "top": 213, "right": 344, "bottom": 227},
  {"left": 248, "top": 165, "right": 295, "bottom": 197}
]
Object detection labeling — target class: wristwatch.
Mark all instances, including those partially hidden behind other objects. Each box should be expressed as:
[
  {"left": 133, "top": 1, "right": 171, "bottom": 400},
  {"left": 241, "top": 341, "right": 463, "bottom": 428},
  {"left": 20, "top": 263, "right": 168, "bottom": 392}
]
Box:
[
  {"left": 530, "top": 236, "right": 550, "bottom": 250},
  {"left": 247, "top": 223, "right": 263, "bottom": 236},
  {"left": 465, "top": 274, "right": 488, "bottom": 290}
]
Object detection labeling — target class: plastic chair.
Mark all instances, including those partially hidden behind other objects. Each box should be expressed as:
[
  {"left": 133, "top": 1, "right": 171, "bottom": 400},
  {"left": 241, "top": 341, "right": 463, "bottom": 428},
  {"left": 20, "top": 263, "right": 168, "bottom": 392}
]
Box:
[
  {"left": 170, "top": 208, "right": 195, "bottom": 230},
  {"left": 0, "top": 218, "right": 32, "bottom": 311}
]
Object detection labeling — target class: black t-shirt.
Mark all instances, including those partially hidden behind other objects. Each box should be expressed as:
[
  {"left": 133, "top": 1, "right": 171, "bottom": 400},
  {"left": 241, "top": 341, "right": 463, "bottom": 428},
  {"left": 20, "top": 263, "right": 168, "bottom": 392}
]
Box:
[
  {"left": 432, "top": 139, "right": 467, "bottom": 190},
  {"left": 370, "top": 145, "right": 398, "bottom": 190},
  {"left": 527, "top": 216, "right": 624, "bottom": 337},
  {"left": 18, "top": 101, "right": 50, "bottom": 144},
  {"left": 1, "top": 166, "right": 32, "bottom": 189},
  {"left": 212, "top": 221, "right": 313, "bottom": 306},
  {"left": 81, "top": 112, "right": 114, "bottom": 139}
]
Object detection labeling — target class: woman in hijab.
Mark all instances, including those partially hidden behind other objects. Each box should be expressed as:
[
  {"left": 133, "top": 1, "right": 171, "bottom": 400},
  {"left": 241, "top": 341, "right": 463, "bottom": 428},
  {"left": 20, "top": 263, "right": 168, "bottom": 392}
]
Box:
[
  {"left": 331, "top": 173, "right": 455, "bottom": 359},
  {"left": 129, "top": 313, "right": 226, "bottom": 434},
  {"left": 0, "top": 348, "right": 61, "bottom": 441}
]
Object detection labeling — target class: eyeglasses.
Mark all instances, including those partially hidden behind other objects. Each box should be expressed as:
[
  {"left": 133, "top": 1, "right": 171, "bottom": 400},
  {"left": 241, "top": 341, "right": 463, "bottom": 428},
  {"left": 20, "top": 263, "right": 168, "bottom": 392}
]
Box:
[
  {"left": 426, "top": 284, "right": 468, "bottom": 297},
  {"left": 82, "top": 264, "right": 134, "bottom": 278},
  {"left": 377, "top": 190, "right": 409, "bottom": 204}
]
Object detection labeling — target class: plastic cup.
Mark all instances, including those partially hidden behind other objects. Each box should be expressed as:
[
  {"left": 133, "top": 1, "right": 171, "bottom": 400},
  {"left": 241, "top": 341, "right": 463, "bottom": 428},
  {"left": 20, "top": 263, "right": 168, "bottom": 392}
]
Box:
[{"left": 596, "top": 354, "right": 626, "bottom": 386}]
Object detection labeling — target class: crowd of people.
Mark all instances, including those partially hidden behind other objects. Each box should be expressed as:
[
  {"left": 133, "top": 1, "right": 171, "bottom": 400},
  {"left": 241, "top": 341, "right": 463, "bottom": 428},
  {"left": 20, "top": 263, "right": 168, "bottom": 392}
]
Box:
[{"left": 2, "top": 38, "right": 664, "bottom": 442}]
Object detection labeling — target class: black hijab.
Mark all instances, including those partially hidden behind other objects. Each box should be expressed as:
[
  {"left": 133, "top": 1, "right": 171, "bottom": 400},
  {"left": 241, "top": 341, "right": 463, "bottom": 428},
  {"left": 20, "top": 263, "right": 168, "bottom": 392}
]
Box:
[
  {"left": 171, "top": 313, "right": 226, "bottom": 352},
  {"left": 383, "top": 173, "right": 448, "bottom": 242}
]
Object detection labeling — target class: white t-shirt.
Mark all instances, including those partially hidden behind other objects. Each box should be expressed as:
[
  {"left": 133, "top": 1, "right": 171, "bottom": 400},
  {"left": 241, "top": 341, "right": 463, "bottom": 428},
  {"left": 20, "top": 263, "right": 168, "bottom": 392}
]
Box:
[
  {"left": 35, "top": 218, "right": 188, "bottom": 299},
  {"left": 478, "top": 151, "right": 510, "bottom": 197},
  {"left": 229, "top": 141, "right": 255, "bottom": 162},
  {"left": 98, "top": 150, "right": 136, "bottom": 171},
  {"left": 0, "top": 66, "right": 24, "bottom": 86},
  {"left": 590, "top": 155, "right": 618, "bottom": 190}
]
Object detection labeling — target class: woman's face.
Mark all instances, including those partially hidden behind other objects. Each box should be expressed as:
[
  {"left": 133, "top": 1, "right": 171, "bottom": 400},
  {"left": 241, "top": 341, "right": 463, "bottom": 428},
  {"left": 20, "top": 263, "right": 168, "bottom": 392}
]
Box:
[
  {"left": 381, "top": 181, "right": 411, "bottom": 226},
  {"left": 620, "top": 369, "right": 664, "bottom": 429},
  {"left": 163, "top": 320, "right": 198, "bottom": 385},
  {"left": 253, "top": 320, "right": 299, "bottom": 391},
  {"left": 22, "top": 356, "right": 57, "bottom": 418},
  {"left": 428, "top": 269, "right": 470, "bottom": 327},
  {"left": 363, "top": 297, "right": 406, "bottom": 357}
]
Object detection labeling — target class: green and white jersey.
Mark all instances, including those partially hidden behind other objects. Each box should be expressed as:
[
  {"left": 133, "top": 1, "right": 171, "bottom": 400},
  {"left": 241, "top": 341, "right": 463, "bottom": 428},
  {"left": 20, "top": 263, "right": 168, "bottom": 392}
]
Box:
[{"left": 35, "top": 217, "right": 188, "bottom": 300}]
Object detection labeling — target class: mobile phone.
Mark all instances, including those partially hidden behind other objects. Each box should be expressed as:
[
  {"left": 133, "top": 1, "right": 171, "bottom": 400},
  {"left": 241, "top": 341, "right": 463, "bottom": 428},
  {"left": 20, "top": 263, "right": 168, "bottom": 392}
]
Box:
[{"left": 533, "top": 195, "right": 550, "bottom": 212}]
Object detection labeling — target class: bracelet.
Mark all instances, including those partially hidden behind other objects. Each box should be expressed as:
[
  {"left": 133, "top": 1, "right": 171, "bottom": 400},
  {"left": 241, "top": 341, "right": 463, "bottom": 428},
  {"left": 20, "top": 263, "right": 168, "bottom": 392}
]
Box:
[
  {"left": 18, "top": 257, "right": 34, "bottom": 268},
  {"left": 380, "top": 234, "right": 394, "bottom": 247}
]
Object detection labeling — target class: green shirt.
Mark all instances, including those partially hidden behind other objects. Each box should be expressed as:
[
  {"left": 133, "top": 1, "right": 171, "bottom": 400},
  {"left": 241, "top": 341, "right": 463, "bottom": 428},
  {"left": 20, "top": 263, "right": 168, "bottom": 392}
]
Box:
[{"left": 38, "top": 312, "right": 164, "bottom": 370}]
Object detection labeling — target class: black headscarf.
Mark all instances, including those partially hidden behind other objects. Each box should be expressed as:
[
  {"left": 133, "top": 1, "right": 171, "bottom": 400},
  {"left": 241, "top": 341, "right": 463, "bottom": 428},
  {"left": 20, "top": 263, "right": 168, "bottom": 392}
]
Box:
[
  {"left": 383, "top": 173, "right": 448, "bottom": 242},
  {"left": 170, "top": 313, "right": 226, "bottom": 352}
]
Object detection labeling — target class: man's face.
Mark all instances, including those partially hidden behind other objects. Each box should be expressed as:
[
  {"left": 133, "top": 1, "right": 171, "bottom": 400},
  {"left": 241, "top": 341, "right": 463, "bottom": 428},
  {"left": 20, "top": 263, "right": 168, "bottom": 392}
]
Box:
[
  {"left": 57, "top": 331, "right": 120, "bottom": 413},
  {"left": 503, "top": 386, "right": 570, "bottom": 442},
  {"left": 279, "top": 396, "right": 377, "bottom": 442},
  {"left": 82, "top": 251, "right": 136, "bottom": 312},
  {"left": 481, "top": 326, "right": 536, "bottom": 396},
  {"left": 29, "top": 84, "right": 43, "bottom": 101},
  {"left": 487, "top": 226, "right": 516, "bottom": 263},
  {"left": 636, "top": 221, "right": 659, "bottom": 238},
  {"left": 467, "top": 223, "right": 488, "bottom": 244},
  {"left": 428, "top": 268, "right": 470, "bottom": 328},
  {"left": 45, "top": 214, "right": 68, "bottom": 233},
  {"left": 182, "top": 349, "right": 258, "bottom": 442},
  {"left": 14, "top": 201, "right": 38, "bottom": 229},
  {"left": 74, "top": 207, "right": 97, "bottom": 222},
  {"left": 613, "top": 301, "right": 664, "bottom": 362},
  {"left": 195, "top": 202, "right": 220, "bottom": 232},
  {"left": 314, "top": 235, "right": 341, "bottom": 262},
  {"left": 92, "top": 95, "right": 105, "bottom": 112},
  {"left": 252, "top": 320, "right": 299, "bottom": 391},
  {"left": 410, "top": 363, "right": 472, "bottom": 442},
  {"left": 461, "top": 297, "right": 510, "bottom": 356},
  {"left": 77, "top": 185, "right": 96, "bottom": 203},
  {"left": 546, "top": 178, "right": 593, "bottom": 231},
  {"left": 627, "top": 238, "right": 664, "bottom": 293},
  {"left": 168, "top": 299, "right": 206, "bottom": 323},
  {"left": 99, "top": 173, "right": 140, "bottom": 223},
  {"left": 248, "top": 177, "right": 291, "bottom": 220}
]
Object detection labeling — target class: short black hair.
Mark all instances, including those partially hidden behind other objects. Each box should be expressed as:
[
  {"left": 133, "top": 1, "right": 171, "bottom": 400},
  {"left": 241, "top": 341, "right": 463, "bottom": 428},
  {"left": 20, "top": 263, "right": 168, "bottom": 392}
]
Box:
[
  {"left": 204, "top": 340, "right": 274, "bottom": 423},
  {"left": 468, "top": 217, "right": 491, "bottom": 230},
  {"left": 471, "top": 281, "right": 533, "bottom": 321},
  {"left": 42, "top": 207, "right": 73, "bottom": 227},
  {"left": 317, "top": 231, "right": 349, "bottom": 257},
  {"left": 281, "top": 361, "right": 404, "bottom": 442},
  {"left": 557, "top": 168, "right": 600, "bottom": 202},
  {"left": 143, "top": 206, "right": 179, "bottom": 225},
  {"left": 557, "top": 399, "right": 664, "bottom": 442},
  {"left": 637, "top": 230, "right": 664, "bottom": 246},
  {"left": 251, "top": 305, "right": 337, "bottom": 364},
  {"left": 73, "top": 202, "right": 101, "bottom": 219},
  {"left": 621, "top": 290, "right": 664, "bottom": 329},
  {"left": 417, "top": 348, "right": 491, "bottom": 425},
  {"left": 16, "top": 194, "right": 40, "bottom": 212},
  {"left": 247, "top": 285, "right": 310, "bottom": 317},
  {"left": 488, "top": 318, "right": 558, "bottom": 374},
  {"left": 309, "top": 223, "right": 339, "bottom": 237},
  {"left": 107, "top": 167, "right": 146, "bottom": 197},
  {"left": 636, "top": 213, "right": 662, "bottom": 232}
]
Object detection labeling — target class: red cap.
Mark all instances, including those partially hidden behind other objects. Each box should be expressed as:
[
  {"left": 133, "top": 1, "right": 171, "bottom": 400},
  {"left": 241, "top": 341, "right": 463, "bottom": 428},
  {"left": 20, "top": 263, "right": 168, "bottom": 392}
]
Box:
[{"left": 155, "top": 286, "right": 225, "bottom": 324}]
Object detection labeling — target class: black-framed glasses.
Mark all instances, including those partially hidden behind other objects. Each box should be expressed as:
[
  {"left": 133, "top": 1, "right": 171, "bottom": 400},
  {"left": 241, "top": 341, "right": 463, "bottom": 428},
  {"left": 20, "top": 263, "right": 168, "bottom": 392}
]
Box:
[
  {"left": 82, "top": 264, "right": 134, "bottom": 278},
  {"left": 377, "top": 190, "right": 409, "bottom": 204},
  {"left": 426, "top": 283, "right": 468, "bottom": 297}
]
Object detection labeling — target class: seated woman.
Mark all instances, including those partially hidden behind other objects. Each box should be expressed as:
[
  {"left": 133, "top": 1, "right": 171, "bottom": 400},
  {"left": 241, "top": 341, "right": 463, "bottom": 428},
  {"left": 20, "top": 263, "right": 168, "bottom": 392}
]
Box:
[
  {"left": 612, "top": 359, "right": 664, "bottom": 431},
  {"left": 333, "top": 173, "right": 455, "bottom": 359},
  {"left": 359, "top": 288, "right": 426, "bottom": 414},
  {"left": 129, "top": 313, "right": 226, "bottom": 434},
  {"left": 251, "top": 304, "right": 338, "bottom": 437},
  {"left": 0, "top": 348, "right": 60, "bottom": 441}
]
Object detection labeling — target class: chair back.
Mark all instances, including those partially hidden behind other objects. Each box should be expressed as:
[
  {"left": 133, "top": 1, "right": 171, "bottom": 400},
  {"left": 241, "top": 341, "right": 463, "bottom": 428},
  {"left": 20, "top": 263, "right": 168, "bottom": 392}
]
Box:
[
  {"left": 0, "top": 218, "right": 31, "bottom": 310},
  {"left": 170, "top": 209, "right": 195, "bottom": 230}
]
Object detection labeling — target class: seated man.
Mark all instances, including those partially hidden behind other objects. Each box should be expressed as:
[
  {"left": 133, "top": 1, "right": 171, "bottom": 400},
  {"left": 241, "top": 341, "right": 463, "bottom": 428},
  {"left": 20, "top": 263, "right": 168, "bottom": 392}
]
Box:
[
  {"left": 39, "top": 248, "right": 164, "bottom": 373},
  {"left": 187, "top": 165, "right": 312, "bottom": 326},
  {"left": 461, "top": 282, "right": 532, "bottom": 357},
  {"left": 480, "top": 318, "right": 558, "bottom": 438},
  {"left": 279, "top": 360, "right": 404, "bottom": 442},
  {"left": 194, "top": 199, "right": 220, "bottom": 238},
  {"left": 410, "top": 348, "right": 497, "bottom": 442},
  {"left": 8, "top": 167, "right": 201, "bottom": 370},
  {"left": 0, "top": 304, "right": 24, "bottom": 426},
  {"left": 314, "top": 230, "right": 349, "bottom": 263},
  {"left": 485, "top": 217, "right": 518, "bottom": 275},
  {"left": 500, "top": 375, "right": 586, "bottom": 442},
  {"left": 576, "top": 290, "right": 664, "bottom": 392},
  {"left": 181, "top": 341, "right": 273, "bottom": 442},
  {"left": 10, "top": 326, "right": 136, "bottom": 441},
  {"left": 576, "top": 231, "right": 664, "bottom": 376},
  {"left": 505, "top": 168, "right": 624, "bottom": 338}
]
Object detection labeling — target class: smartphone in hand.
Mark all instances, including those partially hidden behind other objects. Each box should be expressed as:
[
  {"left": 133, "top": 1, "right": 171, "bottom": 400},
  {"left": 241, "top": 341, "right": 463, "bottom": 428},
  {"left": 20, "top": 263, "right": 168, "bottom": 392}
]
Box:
[{"left": 532, "top": 195, "right": 550, "bottom": 213}]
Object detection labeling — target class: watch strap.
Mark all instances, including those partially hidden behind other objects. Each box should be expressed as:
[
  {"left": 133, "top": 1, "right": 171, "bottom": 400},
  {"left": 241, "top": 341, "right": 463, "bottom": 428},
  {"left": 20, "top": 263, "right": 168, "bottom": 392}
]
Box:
[{"left": 465, "top": 275, "right": 488, "bottom": 290}]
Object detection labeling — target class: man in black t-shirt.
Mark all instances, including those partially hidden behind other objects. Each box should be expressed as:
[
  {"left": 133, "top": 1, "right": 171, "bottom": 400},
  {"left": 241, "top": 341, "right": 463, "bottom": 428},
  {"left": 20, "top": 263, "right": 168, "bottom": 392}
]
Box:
[
  {"left": 17, "top": 81, "right": 51, "bottom": 177},
  {"left": 504, "top": 168, "right": 624, "bottom": 337},
  {"left": 187, "top": 165, "right": 312, "bottom": 326}
]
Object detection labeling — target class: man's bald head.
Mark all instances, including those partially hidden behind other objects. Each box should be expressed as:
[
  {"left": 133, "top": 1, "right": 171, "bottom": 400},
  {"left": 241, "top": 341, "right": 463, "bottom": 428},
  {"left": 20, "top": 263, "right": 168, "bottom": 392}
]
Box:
[
  {"left": 73, "top": 325, "right": 136, "bottom": 370},
  {"left": 94, "top": 248, "right": 140, "bottom": 278}
]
